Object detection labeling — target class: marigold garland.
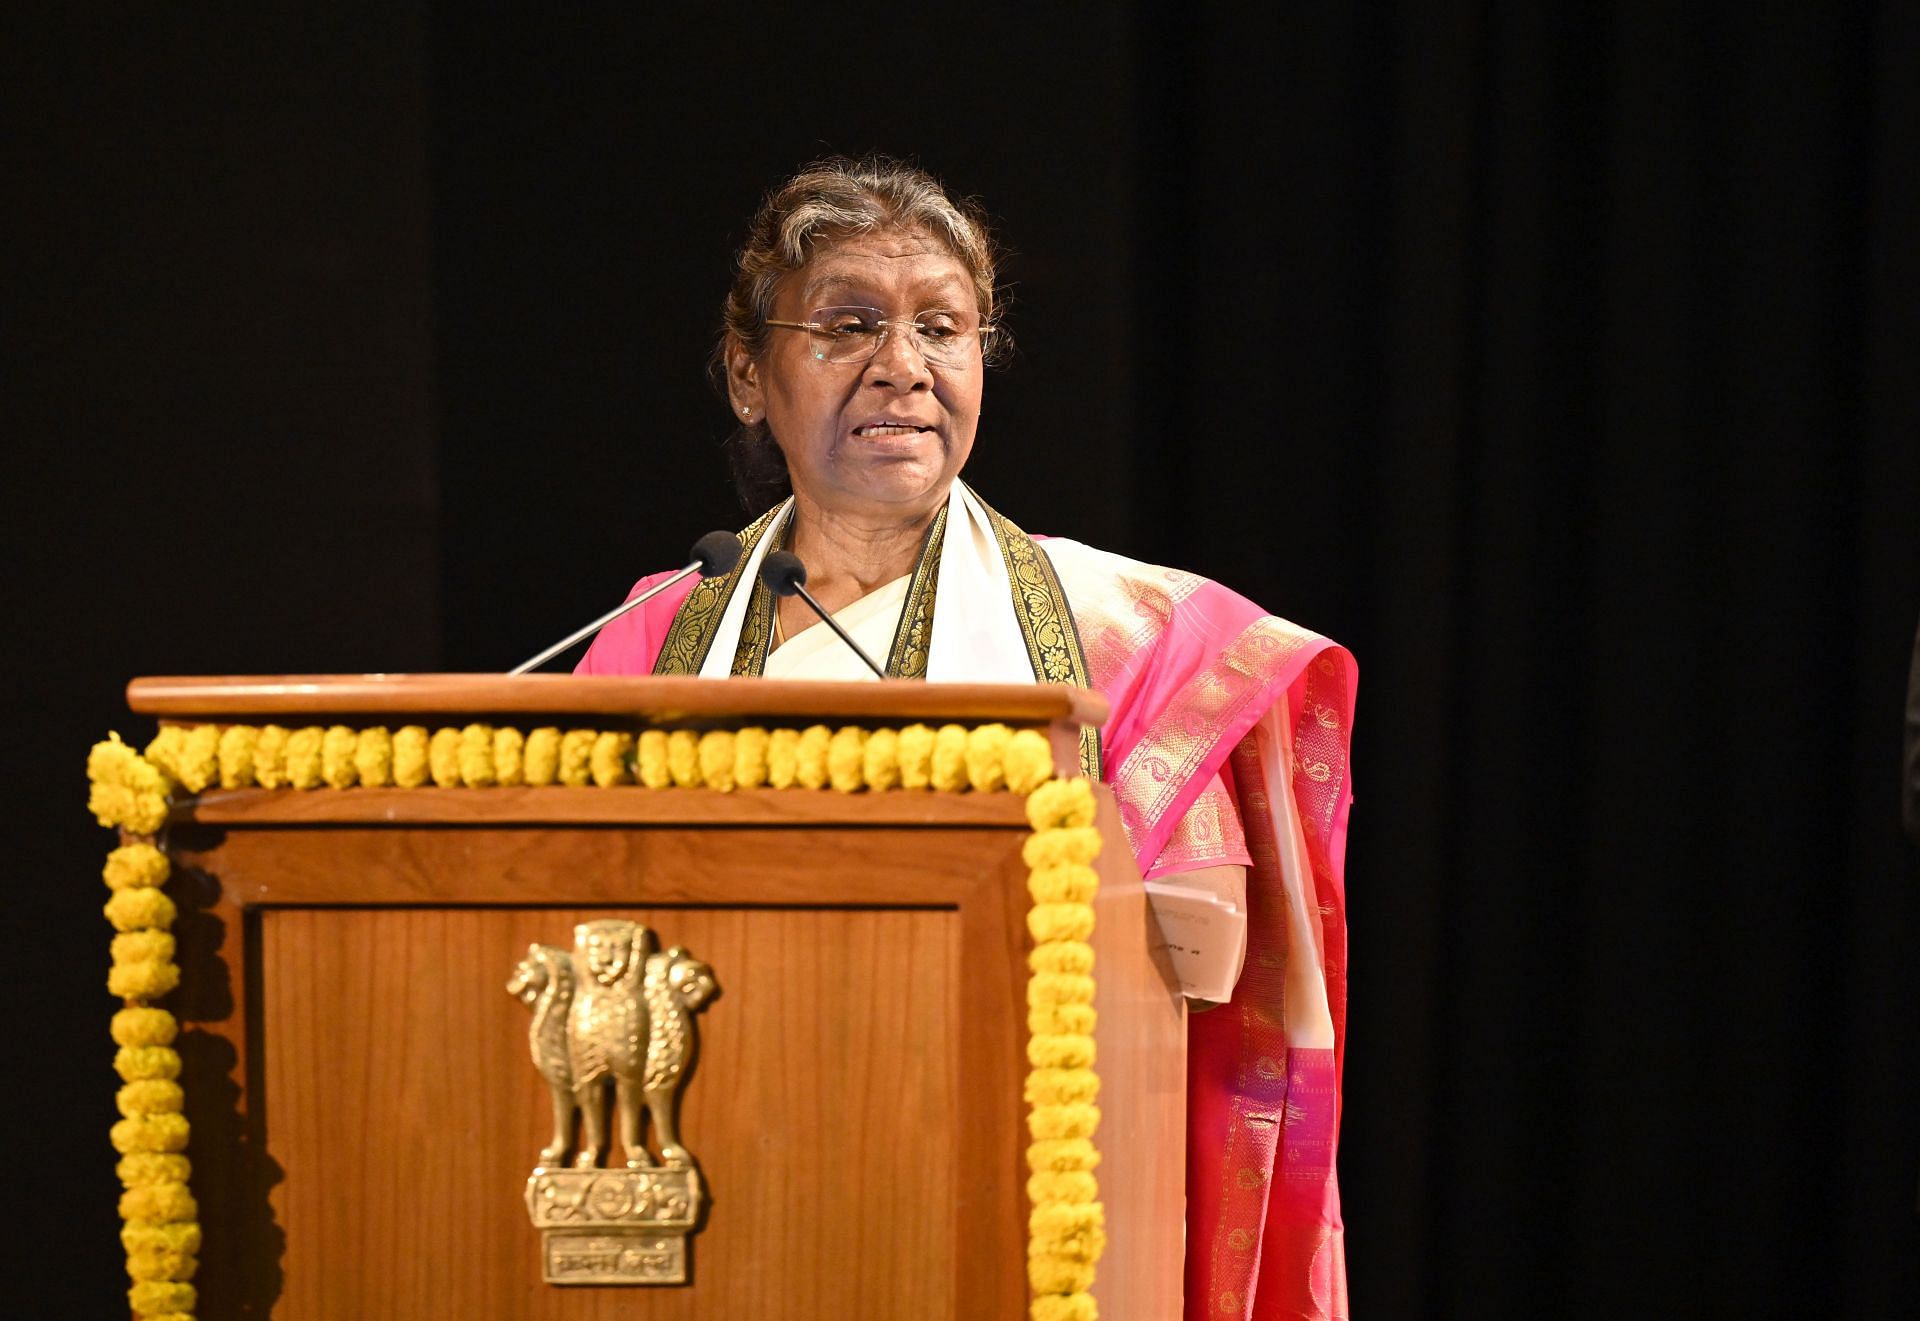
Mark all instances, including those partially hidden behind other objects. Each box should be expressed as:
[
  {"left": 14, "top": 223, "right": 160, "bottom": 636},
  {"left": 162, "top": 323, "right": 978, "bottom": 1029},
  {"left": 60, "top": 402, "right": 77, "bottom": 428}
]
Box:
[
  {"left": 105, "top": 888, "right": 177, "bottom": 933},
  {"left": 551, "top": 728, "right": 587, "bottom": 785},
  {"left": 284, "top": 725, "right": 324, "bottom": 789},
  {"left": 1022, "top": 777, "right": 1105, "bottom": 1320},
  {"left": 863, "top": 727, "right": 900, "bottom": 791},
  {"left": 354, "top": 726, "right": 393, "bottom": 788},
  {"left": 456, "top": 723, "right": 493, "bottom": 787},
  {"left": 80, "top": 756, "right": 199, "bottom": 1321},
  {"left": 216, "top": 725, "right": 255, "bottom": 790},
  {"left": 698, "top": 730, "right": 736, "bottom": 792},
  {"left": 899, "top": 723, "right": 935, "bottom": 788},
  {"left": 667, "top": 729, "right": 700, "bottom": 788},
  {"left": 321, "top": 725, "right": 358, "bottom": 788},
  {"left": 493, "top": 727, "right": 525, "bottom": 787},
  {"left": 827, "top": 725, "right": 866, "bottom": 792},
  {"left": 524, "top": 727, "right": 560, "bottom": 785},
  {"left": 87, "top": 733, "right": 172, "bottom": 836},
  {"left": 427, "top": 726, "right": 459, "bottom": 786},
  {"left": 767, "top": 726, "right": 800, "bottom": 786},
  {"left": 104, "top": 844, "right": 170, "bottom": 892},
  {"left": 734, "top": 726, "right": 770, "bottom": 788},
  {"left": 89, "top": 719, "right": 1099, "bottom": 1316},
  {"left": 253, "top": 725, "right": 289, "bottom": 789},
  {"left": 117, "top": 1047, "right": 182, "bottom": 1082},
  {"left": 796, "top": 725, "right": 831, "bottom": 789}
]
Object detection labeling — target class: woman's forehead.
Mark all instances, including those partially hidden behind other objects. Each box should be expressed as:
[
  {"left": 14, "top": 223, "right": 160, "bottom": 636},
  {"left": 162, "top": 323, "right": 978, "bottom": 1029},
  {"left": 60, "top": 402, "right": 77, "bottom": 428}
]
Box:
[{"left": 793, "top": 231, "right": 977, "bottom": 309}]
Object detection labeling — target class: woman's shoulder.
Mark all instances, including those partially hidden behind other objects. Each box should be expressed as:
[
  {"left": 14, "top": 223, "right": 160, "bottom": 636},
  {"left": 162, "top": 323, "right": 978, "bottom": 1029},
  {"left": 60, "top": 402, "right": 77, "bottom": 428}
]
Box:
[
  {"left": 1038, "top": 536, "right": 1318, "bottom": 639},
  {"left": 573, "top": 568, "right": 702, "bottom": 676},
  {"left": 1037, "top": 534, "right": 1349, "bottom": 689},
  {"left": 1036, "top": 536, "right": 1204, "bottom": 598}
]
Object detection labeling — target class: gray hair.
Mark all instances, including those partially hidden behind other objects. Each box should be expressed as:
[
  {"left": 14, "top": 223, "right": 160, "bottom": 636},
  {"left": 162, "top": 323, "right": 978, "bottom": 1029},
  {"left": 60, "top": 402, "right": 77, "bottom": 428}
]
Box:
[{"left": 716, "top": 155, "right": 1005, "bottom": 513}]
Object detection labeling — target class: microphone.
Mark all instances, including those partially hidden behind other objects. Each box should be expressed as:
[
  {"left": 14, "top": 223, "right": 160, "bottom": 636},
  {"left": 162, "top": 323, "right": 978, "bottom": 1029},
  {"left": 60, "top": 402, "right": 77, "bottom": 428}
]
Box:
[
  {"left": 759, "top": 550, "right": 887, "bottom": 679},
  {"left": 508, "top": 531, "right": 743, "bottom": 674}
]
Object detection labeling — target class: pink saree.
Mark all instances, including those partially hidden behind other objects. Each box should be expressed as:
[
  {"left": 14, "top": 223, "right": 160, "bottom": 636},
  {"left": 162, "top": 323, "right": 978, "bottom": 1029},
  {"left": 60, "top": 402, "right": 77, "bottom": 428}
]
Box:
[{"left": 578, "top": 535, "right": 1358, "bottom": 1321}]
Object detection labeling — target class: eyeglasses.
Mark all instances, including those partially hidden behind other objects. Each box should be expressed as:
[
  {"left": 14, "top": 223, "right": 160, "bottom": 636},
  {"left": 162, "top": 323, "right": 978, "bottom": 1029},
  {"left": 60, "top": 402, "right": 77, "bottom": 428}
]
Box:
[{"left": 765, "top": 306, "right": 989, "bottom": 368}]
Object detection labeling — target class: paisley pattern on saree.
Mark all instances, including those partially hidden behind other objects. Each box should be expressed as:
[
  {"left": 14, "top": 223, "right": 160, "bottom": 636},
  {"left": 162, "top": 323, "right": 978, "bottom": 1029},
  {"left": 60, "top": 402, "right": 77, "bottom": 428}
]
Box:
[
  {"left": 1290, "top": 652, "right": 1354, "bottom": 1055},
  {"left": 1197, "top": 731, "right": 1292, "bottom": 1318},
  {"left": 651, "top": 504, "right": 783, "bottom": 676},
  {"left": 1106, "top": 616, "right": 1317, "bottom": 850},
  {"left": 1071, "top": 563, "right": 1207, "bottom": 693},
  {"left": 1290, "top": 653, "right": 1354, "bottom": 850},
  {"left": 1150, "top": 771, "right": 1249, "bottom": 874},
  {"left": 1191, "top": 730, "right": 1348, "bottom": 1321}
]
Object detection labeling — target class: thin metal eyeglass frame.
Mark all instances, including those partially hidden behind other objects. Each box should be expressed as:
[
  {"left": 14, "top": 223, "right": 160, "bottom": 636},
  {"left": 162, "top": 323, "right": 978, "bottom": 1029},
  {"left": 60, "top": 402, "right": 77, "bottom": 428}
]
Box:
[{"left": 764, "top": 306, "right": 990, "bottom": 367}]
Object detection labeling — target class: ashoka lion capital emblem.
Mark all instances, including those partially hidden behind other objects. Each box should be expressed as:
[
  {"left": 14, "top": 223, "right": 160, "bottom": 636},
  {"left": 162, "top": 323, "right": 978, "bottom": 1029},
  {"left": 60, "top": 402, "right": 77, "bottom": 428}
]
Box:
[{"left": 506, "top": 918, "right": 717, "bottom": 1285}]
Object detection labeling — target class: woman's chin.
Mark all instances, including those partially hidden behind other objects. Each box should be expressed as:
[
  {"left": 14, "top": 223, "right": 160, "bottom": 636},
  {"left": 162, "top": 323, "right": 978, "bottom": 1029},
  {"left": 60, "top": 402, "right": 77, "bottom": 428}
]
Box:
[{"left": 817, "top": 463, "right": 954, "bottom": 513}]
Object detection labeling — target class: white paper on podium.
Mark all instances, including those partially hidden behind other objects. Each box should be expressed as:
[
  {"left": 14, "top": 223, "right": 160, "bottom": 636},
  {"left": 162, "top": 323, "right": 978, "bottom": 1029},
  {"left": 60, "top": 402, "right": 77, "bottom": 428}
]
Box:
[{"left": 1143, "top": 874, "right": 1249, "bottom": 1003}]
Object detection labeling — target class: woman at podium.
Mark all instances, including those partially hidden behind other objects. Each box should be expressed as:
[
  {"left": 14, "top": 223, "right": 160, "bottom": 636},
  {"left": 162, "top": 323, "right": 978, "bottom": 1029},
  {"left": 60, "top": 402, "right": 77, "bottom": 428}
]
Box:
[{"left": 577, "top": 157, "right": 1357, "bottom": 1321}]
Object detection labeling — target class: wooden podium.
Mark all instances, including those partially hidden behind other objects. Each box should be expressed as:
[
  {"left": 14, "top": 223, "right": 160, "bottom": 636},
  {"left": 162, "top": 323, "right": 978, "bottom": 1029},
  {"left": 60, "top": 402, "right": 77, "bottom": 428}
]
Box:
[{"left": 128, "top": 676, "right": 1185, "bottom": 1320}]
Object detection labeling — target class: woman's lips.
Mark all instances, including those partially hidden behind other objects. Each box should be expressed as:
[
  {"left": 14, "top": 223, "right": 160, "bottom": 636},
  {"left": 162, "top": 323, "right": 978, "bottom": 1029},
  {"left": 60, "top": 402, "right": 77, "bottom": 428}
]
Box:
[{"left": 851, "top": 423, "right": 932, "bottom": 437}]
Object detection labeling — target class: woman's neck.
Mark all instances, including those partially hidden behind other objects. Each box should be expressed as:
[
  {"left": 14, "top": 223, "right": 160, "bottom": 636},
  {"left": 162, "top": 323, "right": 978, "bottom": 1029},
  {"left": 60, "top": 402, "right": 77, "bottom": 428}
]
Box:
[{"left": 784, "top": 491, "right": 940, "bottom": 614}]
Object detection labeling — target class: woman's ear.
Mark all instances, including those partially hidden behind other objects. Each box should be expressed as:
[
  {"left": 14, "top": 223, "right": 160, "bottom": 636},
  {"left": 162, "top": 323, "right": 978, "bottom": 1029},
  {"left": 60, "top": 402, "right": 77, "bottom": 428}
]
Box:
[{"left": 725, "top": 338, "right": 763, "bottom": 421}]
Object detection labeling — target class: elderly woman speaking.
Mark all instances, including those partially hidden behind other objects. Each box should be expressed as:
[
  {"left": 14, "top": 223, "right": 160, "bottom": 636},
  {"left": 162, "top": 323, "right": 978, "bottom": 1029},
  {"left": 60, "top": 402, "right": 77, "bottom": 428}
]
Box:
[{"left": 578, "top": 157, "right": 1357, "bottom": 1321}]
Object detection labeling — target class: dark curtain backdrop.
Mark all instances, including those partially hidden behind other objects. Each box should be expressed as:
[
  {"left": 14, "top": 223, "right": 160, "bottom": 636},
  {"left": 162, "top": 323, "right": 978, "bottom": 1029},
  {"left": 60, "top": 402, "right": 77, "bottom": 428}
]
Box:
[{"left": 11, "top": 3, "right": 1917, "bottom": 1316}]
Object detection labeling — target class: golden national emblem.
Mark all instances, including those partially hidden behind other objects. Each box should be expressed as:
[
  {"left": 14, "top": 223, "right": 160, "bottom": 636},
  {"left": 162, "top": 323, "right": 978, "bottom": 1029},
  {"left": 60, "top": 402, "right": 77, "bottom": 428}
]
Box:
[{"left": 507, "top": 919, "right": 718, "bottom": 1285}]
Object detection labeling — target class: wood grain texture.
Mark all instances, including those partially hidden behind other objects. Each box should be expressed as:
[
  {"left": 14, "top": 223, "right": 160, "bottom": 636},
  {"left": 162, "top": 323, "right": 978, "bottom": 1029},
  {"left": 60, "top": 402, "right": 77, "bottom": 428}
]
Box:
[
  {"left": 166, "top": 862, "right": 262, "bottom": 1319},
  {"left": 126, "top": 674, "right": 1110, "bottom": 728},
  {"left": 170, "top": 824, "right": 1030, "bottom": 910},
  {"left": 1087, "top": 792, "right": 1189, "bottom": 1319},
  {"left": 260, "top": 906, "right": 961, "bottom": 1320},
  {"left": 161, "top": 784, "right": 1183, "bottom": 1319},
  {"left": 177, "top": 785, "right": 1030, "bottom": 828}
]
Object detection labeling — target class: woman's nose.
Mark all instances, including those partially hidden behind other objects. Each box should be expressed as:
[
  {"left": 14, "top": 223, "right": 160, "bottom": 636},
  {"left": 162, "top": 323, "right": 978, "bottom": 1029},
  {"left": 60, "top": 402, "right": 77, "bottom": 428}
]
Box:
[{"left": 864, "top": 322, "right": 934, "bottom": 389}]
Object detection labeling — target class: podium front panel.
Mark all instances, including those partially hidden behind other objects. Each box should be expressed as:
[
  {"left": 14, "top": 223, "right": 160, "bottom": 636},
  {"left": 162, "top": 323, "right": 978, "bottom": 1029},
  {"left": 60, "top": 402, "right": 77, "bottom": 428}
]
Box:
[
  {"left": 169, "top": 809, "right": 1042, "bottom": 1319},
  {"left": 155, "top": 763, "right": 1179, "bottom": 1319}
]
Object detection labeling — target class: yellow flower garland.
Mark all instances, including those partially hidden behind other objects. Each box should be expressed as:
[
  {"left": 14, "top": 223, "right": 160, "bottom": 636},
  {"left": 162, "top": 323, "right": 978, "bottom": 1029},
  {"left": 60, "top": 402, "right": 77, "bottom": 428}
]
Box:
[
  {"left": 89, "top": 720, "right": 1100, "bottom": 1318},
  {"left": 85, "top": 837, "right": 197, "bottom": 1320},
  {"left": 1021, "top": 778, "right": 1105, "bottom": 1320}
]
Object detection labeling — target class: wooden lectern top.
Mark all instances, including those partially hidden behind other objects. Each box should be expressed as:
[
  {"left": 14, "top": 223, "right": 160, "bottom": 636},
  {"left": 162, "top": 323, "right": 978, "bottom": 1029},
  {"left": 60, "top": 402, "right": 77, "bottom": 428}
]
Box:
[{"left": 126, "top": 673, "right": 1111, "bottom": 728}]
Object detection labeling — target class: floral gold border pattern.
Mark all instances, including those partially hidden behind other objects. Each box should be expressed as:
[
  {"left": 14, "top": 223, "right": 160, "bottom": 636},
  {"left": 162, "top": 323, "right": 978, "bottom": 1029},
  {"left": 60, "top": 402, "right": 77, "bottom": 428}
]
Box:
[
  {"left": 722, "top": 502, "right": 949, "bottom": 680},
  {"left": 86, "top": 721, "right": 1102, "bottom": 1320},
  {"left": 883, "top": 502, "right": 948, "bottom": 679},
  {"left": 651, "top": 494, "right": 1101, "bottom": 783},
  {"left": 652, "top": 504, "right": 783, "bottom": 676},
  {"left": 728, "top": 507, "right": 793, "bottom": 676},
  {"left": 978, "top": 496, "right": 1103, "bottom": 782}
]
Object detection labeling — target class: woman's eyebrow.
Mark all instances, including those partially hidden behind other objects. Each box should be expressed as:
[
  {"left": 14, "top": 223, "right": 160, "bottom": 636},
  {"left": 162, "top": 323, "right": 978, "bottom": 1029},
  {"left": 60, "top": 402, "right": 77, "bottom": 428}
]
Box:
[
  {"left": 801, "top": 274, "right": 865, "bottom": 301},
  {"left": 801, "top": 272, "right": 970, "bottom": 304}
]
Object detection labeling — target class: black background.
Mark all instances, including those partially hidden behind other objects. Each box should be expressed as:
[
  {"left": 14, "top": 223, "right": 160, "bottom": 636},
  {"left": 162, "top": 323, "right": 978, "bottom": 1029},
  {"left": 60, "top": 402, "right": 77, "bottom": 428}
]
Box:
[{"left": 9, "top": 3, "right": 1919, "bottom": 1315}]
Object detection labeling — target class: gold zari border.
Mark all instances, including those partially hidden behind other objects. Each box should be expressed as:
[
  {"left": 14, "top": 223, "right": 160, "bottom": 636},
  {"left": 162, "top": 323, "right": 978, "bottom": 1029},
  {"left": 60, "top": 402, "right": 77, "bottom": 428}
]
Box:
[
  {"left": 1109, "top": 616, "right": 1314, "bottom": 838},
  {"left": 651, "top": 505, "right": 783, "bottom": 676},
  {"left": 728, "top": 513, "right": 793, "bottom": 676},
  {"left": 980, "top": 497, "right": 1102, "bottom": 779},
  {"left": 726, "top": 502, "right": 947, "bottom": 680},
  {"left": 650, "top": 491, "right": 1101, "bottom": 778},
  {"left": 882, "top": 503, "right": 947, "bottom": 680}
]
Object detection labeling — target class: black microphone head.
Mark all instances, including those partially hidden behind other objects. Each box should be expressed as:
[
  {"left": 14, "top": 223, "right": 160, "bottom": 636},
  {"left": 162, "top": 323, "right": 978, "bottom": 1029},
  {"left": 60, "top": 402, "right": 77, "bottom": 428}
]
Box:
[
  {"left": 689, "top": 530, "right": 743, "bottom": 577},
  {"left": 760, "top": 550, "right": 808, "bottom": 597}
]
